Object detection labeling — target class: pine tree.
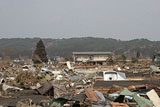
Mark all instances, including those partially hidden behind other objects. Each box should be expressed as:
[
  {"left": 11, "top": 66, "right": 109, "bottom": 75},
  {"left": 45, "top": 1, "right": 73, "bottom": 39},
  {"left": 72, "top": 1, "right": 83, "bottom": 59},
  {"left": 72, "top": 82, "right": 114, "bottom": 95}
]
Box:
[
  {"left": 32, "top": 39, "right": 48, "bottom": 64},
  {"left": 136, "top": 51, "right": 140, "bottom": 59}
]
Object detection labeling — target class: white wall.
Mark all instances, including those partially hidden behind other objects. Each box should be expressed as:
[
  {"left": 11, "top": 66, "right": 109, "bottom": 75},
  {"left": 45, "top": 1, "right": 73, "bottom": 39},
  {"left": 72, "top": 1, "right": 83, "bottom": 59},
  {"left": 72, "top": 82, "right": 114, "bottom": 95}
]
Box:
[{"left": 74, "top": 54, "right": 109, "bottom": 62}]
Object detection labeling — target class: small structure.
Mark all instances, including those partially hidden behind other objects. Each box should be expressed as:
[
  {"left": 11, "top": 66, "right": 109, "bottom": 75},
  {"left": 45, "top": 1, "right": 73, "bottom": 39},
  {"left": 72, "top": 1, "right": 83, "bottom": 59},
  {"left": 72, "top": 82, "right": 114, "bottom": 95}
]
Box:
[
  {"left": 22, "top": 65, "right": 36, "bottom": 72},
  {"left": 103, "top": 71, "right": 126, "bottom": 81},
  {"left": 150, "top": 65, "right": 160, "bottom": 76},
  {"left": 153, "top": 52, "right": 160, "bottom": 64},
  {"left": 73, "top": 52, "right": 113, "bottom": 65},
  {"left": 0, "top": 56, "right": 2, "bottom": 60},
  {"left": 48, "top": 56, "right": 65, "bottom": 64}
]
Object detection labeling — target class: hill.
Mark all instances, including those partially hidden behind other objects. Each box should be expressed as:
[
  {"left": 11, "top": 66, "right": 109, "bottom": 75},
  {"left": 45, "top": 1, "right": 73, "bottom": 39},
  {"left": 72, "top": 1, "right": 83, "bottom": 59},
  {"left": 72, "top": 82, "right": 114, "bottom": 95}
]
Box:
[{"left": 0, "top": 37, "right": 159, "bottom": 59}]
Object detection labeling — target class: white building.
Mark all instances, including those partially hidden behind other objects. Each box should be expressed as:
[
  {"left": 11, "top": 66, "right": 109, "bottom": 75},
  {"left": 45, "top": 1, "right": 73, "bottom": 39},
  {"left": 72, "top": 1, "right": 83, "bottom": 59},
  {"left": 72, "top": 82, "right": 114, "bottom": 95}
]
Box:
[{"left": 73, "top": 52, "right": 113, "bottom": 65}]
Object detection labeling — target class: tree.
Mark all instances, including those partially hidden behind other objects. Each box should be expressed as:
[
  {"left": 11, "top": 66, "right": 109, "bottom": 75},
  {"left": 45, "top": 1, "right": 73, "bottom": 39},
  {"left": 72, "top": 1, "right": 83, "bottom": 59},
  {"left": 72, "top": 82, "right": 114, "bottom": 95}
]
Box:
[
  {"left": 115, "top": 54, "right": 127, "bottom": 63},
  {"left": 32, "top": 39, "right": 48, "bottom": 64},
  {"left": 131, "top": 57, "right": 138, "bottom": 63},
  {"left": 3, "top": 47, "right": 18, "bottom": 59},
  {"left": 121, "top": 54, "right": 127, "bottom": 63},
  {"left": 136, "top": 51, "right": 140, "bottom": 59}
]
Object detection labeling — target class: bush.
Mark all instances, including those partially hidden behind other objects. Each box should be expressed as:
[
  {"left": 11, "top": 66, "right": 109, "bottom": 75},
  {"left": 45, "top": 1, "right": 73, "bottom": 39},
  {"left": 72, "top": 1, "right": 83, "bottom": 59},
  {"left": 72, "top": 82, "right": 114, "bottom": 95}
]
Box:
[{"left": 131, "top": 57, "right": 138, "bottom": 63}]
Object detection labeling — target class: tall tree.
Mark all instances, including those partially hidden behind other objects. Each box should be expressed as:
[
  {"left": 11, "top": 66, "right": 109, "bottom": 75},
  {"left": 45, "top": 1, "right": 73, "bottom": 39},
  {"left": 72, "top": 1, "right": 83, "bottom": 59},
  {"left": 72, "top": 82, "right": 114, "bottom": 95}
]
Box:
[
  {"left": 136, "top": 51, "right": 140, "bottom": 59},
  {"left": 32, "top": 39, "right": 48, "bottom": 64}
]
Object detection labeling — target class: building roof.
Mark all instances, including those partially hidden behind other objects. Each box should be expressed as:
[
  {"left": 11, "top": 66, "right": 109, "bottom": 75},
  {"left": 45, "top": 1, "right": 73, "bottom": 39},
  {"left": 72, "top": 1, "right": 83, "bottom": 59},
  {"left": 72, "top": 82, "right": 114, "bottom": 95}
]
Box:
[{"left": 72, "top": 52, "right": 113, "bottom": 55}]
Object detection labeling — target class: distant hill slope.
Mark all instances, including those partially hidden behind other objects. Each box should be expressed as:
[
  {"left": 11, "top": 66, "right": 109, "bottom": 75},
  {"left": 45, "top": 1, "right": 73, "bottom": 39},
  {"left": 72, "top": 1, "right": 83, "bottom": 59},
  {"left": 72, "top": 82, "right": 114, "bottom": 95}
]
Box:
[{"left": 0, "top": 37, "right": 159, "bottom": 59}]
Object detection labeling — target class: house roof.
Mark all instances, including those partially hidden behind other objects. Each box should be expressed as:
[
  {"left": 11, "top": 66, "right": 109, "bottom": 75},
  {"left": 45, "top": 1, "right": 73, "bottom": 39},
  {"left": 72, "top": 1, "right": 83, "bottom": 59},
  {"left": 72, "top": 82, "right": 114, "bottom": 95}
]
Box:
[{"left": 72, "top": 52, "right": 113, "bottom": 55}]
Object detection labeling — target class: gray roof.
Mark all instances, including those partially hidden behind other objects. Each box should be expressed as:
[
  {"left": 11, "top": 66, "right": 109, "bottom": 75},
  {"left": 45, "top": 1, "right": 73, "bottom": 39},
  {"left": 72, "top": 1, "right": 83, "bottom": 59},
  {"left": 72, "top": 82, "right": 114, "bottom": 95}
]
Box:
[{"left": 72, "top": 52, "right": 113, "bottom": 55}]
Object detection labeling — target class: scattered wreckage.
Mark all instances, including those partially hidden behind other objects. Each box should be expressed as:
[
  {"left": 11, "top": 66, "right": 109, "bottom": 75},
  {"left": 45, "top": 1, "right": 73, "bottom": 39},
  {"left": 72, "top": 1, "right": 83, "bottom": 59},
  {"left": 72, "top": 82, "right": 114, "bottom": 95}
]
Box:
[
  {"left": 0, "top": 60, "right": 160, "bottom": 107},
  {"left": 103, "top": 71, "right": 126, "bottom": 81},
  {"left": 150, "top": 65, "right": 160, "bottom": 77}
]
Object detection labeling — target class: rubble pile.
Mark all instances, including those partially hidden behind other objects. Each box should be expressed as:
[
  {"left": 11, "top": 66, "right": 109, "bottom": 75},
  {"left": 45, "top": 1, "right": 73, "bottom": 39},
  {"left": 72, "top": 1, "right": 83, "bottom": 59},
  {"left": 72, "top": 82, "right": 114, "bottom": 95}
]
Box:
[
  {"left": 16, "top": 71, "right": 38, "bottom": 85},
  {"left": 0, "top": 60, "right": 159, "bottom": 107}
]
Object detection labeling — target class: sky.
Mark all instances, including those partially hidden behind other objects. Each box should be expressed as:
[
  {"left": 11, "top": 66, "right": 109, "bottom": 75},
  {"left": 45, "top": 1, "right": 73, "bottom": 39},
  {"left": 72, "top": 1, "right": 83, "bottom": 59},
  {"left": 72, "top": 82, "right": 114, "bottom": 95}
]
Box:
[{"left": 0, "top": 0, "right": 159, "bottom": 40}]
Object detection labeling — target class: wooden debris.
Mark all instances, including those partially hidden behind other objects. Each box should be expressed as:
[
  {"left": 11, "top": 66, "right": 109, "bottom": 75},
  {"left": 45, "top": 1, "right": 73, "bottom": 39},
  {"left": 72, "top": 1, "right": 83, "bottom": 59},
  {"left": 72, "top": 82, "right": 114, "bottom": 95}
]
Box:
[
  {"left": 110, "top": 101, "right": 129, "bottom": 107},
  {"left": 85, "top": 88, "right": 99, "bottom": 102}
]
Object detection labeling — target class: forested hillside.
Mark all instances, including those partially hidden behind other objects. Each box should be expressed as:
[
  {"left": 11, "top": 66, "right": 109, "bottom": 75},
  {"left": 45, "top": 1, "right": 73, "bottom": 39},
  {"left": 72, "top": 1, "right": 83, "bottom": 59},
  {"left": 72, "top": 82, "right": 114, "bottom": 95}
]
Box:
[{"left": 0, "top": 37, "right": 159, "bottom": 59}]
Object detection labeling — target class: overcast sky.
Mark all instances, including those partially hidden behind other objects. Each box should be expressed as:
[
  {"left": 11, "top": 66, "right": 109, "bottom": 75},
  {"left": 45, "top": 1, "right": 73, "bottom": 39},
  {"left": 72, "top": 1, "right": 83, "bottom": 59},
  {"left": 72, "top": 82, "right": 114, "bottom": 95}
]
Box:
[{"left": 0, "top": 0, "right": 159, "bottom": 40}]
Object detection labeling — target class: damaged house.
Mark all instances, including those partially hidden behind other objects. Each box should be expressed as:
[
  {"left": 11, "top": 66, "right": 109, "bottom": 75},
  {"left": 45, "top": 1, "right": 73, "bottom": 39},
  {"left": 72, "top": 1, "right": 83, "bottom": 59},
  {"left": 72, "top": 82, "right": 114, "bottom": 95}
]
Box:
[
  {"left": 153, "top": 52, "right": 160, "bottom": 64},
  {"left": 73, "top": 52, "right": 113, "bottom": 65}
]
